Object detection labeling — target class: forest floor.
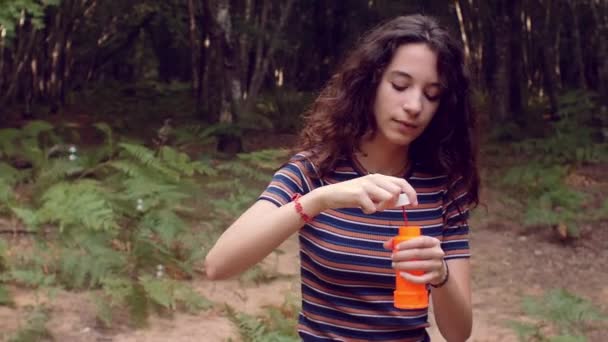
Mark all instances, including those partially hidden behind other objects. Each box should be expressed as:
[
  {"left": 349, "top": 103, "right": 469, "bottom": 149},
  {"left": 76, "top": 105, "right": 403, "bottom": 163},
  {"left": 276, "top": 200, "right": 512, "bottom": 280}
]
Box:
[{"left": 1, "top": 133, "right": 607, "bottom": 342}]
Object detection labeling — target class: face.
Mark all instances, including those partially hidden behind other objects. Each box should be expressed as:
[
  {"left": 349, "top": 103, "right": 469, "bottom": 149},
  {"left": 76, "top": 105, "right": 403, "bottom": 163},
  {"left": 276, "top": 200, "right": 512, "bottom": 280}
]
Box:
[{"left": 371, "top": 43, "right": 442, "bottom": 149}]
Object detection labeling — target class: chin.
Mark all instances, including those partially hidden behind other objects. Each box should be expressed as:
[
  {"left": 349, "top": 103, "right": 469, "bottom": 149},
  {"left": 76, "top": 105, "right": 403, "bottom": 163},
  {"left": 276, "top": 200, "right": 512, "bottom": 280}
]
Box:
[{"left": 387, "top": 136, "right": 415, "bottom": 148}]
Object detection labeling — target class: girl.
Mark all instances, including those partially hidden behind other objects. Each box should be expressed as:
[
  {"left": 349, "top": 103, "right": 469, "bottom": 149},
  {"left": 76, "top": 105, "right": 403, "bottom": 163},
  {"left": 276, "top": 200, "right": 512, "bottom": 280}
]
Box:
[{"left": 205, "top": 14, "right": 478, "bottom": 342}]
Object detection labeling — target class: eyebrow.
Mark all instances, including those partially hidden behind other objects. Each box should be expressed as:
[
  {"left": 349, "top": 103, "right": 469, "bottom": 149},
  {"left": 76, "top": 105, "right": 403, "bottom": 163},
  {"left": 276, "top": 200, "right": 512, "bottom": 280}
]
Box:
[{"left": 389, "top": 70, "right": 441, "bottom": 88}]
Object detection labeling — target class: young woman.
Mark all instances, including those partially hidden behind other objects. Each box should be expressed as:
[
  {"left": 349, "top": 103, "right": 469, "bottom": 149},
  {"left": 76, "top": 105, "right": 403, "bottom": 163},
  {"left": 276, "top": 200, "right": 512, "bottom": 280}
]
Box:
[{"left": 205, "top": 14, "right": 479, "bottom": 342}]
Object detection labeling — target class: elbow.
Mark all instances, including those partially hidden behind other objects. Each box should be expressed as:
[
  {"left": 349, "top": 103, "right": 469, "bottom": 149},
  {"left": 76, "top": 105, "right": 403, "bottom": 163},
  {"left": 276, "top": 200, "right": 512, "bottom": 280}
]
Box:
[
  {"left": 437, "top": 315, "right": 472, "bottom": 342},
  {"left": 204, "top": 255, "right": 226, "bottom": 281},
  {"left": 443, "top": 324, "right": 472, "bottom": 342}
]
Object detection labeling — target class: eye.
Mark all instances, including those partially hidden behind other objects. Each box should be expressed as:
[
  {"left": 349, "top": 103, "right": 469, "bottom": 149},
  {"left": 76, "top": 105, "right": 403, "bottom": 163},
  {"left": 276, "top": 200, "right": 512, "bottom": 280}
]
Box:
[
  {"left": 425, "top": 88, "right": 442, "bottom": 102},
  {"left": 425, "top": 93, "right": 441, "bottom": 102},
  {"left": 391, "top": 83, "right": 407, "bottom": 92}
]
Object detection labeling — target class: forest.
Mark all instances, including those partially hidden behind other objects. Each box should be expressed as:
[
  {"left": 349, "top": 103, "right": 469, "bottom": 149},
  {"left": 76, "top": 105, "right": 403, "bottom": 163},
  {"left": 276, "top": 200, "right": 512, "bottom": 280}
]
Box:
[{"left": 0, "top": 1, "right": 607, "bottom": 341}]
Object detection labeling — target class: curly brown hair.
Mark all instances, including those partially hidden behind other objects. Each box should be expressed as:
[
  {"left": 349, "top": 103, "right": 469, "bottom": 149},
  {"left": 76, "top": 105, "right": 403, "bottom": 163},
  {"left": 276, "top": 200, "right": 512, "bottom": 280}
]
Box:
[{"left": 295, "top": 14, "right": 479, "bottom": 208}]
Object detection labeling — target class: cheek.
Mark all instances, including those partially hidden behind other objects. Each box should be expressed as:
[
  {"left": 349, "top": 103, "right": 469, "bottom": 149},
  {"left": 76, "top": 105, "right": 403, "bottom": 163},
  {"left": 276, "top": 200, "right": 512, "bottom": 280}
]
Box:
[
  {"left": 421, "top": 106, "right": 439, "bottom": 127},
  {"left": 373, "top": 86, "right": 392, "bottom": 116}
]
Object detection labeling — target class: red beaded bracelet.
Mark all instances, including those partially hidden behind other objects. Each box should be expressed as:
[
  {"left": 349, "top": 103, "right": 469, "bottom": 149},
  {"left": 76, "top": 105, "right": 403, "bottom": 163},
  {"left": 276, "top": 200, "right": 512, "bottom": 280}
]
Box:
[{"left": 291, "top": 193, "right": 313, "bottom": 223}]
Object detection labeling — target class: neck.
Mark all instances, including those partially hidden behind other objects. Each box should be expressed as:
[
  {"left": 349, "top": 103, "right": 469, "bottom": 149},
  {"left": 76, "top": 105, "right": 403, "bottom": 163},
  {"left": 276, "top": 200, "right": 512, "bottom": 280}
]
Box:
[{"left": 357, "top": 136, "right": 409, "bottom": 175}]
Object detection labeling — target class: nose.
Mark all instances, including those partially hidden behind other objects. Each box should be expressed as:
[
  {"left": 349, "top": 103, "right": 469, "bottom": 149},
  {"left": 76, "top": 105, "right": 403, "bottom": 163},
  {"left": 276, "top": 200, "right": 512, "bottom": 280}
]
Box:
[{"left": 402, "top": 88, "right": 423, "bottom": 116}]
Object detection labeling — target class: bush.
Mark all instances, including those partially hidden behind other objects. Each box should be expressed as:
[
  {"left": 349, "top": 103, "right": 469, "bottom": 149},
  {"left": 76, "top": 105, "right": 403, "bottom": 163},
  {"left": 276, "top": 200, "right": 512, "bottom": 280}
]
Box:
[
  {"left": 0, "top": 122, "right": 215, "bottom": 326},
  {"left": 510, "top": 289, "right": 607, "bottom": 342}
]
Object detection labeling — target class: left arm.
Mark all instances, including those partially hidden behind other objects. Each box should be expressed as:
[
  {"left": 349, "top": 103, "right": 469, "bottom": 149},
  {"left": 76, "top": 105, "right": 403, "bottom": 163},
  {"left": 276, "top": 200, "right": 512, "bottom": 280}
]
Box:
[
  {"left": 430, "top": 258, "right": 472, "bottom": 342},
  {"left": 387, "top": 237, "right": 472, "bottom": 342}
]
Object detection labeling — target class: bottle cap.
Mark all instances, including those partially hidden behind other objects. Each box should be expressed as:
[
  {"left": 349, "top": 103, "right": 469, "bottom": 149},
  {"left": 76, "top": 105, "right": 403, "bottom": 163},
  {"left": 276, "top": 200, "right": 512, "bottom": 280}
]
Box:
[{"left": 395, "top": 193, "right": 410, "bottom": 206}]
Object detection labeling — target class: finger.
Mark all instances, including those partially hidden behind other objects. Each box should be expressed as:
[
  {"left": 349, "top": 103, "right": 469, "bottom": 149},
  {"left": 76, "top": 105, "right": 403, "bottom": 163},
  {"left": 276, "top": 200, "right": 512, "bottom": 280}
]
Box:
[
  {"left": 358, "top": 194, "right": 377, "bottom": 214},
  {"left": 362, "top": 182, "right": 394, "bottom": 203},
  {"left": 392, "top": 178, "right": 418, "bottom": 206},
  {"left": 376, "top": 196, "right": 400, "bottom": 211},
  {"left": 399, "top": 270, "right": 440, "bottom": 284},
  {"left": 383, "top": 238, "right": 394, "bottom": 250},
  {"left": 395, "top": 236, "right": 441, "bottom": 251},
  {"left": 392, "top": 248, "right": 445, "bottom": 262},
  {"left": 369, "top": 175, "right": 403, "bottom": 196},
  {"left": 392, "top": 260, "right": 443, "bottom": 272}
]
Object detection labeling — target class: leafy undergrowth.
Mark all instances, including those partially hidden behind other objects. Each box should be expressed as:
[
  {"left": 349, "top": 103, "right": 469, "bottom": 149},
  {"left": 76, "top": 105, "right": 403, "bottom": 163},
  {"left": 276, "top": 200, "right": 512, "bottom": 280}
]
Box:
[{"left": 0, "top": 119, "right": 288, "bottom": 337}]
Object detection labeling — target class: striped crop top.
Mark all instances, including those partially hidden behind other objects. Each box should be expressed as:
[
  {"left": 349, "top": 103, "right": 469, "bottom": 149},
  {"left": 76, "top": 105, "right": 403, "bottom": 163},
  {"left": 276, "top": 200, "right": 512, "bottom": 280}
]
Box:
[{"left": 259, "top": 153, "right": 471, "bottom": 341}]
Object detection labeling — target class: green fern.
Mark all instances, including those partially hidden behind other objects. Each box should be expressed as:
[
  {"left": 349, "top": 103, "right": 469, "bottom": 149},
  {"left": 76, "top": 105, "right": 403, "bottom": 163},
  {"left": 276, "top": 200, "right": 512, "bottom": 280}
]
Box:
[
  {"left": 0, "top": 239, "right": 11, "bottom": 307},
  {"left": 36, "top": 180, "right": 117, "bottom": 232},
  {"left": 2, "top": 122, "right": 213, "bottom": 327},
  {"left": 501, "top": 163, "right": 590, "bottom": 234},
  {"left": 8, "top": 306, "right": 53, "bottom": 342},
  {"left": 226, "top": 296, "right": 300, "bottom": 342},
  {"left": 9, "top": 269, "right": 56, "bottom": 288},
  {"left": 119, "top": 143, "right": 181, "bottom": 181},
  {"left": 126, "top": 282, "right": 150, "bottom": 327},
  {"left": 0, "top": 284, "right": 12, "bottom": 306},
  {"left": 0, "top": 162, "right": 22, "bottom": 185},
  {"left": 0, "top": 128, "right": 21, "bottom": 158},
  {"left": 139, "top": 209, "right": 185, "bottom": 247},
  {"left": 511, "top": 289, "right": 607, "bottom": 342},
  {"left": 21, "top": 121, "right": 54, "bottom": 139},
  {"left": 140, "top": 275, "right": 211, "bottom": 311},
  {"left": 93, "top": 122, "right": 115, "bottom": 159},
  {"left": 95, "top": 276, "right": 133, "bottom": 326},
  {"left": 172, "top": 123, "right": 218, "bottom": 147},
  {"left": 57, "top": 233, "right": 125, "bottom": 289},
  {"left": 522, "top": 290, "right": 606, "bottom": 334}
]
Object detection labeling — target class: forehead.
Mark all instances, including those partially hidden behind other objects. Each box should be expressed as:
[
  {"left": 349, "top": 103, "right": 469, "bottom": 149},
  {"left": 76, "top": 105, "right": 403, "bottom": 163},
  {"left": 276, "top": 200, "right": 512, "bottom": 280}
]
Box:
[{"left": 385, "top": 43, "right": 439, "bottom": 84}]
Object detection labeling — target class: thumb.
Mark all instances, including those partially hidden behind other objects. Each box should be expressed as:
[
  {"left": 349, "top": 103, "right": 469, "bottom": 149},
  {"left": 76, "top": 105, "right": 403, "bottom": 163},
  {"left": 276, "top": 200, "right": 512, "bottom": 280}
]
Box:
[{"left": 383, "top": 238, "right": 395, "bottom": 250}]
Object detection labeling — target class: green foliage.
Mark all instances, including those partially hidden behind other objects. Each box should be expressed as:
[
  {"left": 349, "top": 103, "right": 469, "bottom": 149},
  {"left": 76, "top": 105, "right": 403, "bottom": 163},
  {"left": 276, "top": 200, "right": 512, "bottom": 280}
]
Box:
[
  {"left": 226, "top": 295, "right": 300, "bottom": 342},
  {"left": 36, "top": 180, "right": 117, "bottom": 231},
  {"left": 508, "top": 90, "right": 608, "bottom": 165},
  {"left": 495, "top": 90, "right": 607, "bottom": 236},
  {"left": 511, "top": 289, "right": 607, "bottom": 342},
  {"left": 0, "top": 283, "right": 11, "bottom": 306},
  {"left": 0, "top": 239, "right": 12, "bottom": 307},
  {"left": 0, "top": 122, "right": 214, "bottom": 326},
  {"left": 207, "top": 149, "right": 287, "bottom": 223},
  {"left": 140, "top": 275, "right": 212, "bottom": 312},
  {"left": 500, "top": 163, "right": 587, "bottom": 234},
  {"left": 0, "top": 0, "right": 60, "bottom": 41},
  {"left": 8, "top": 306, "right": 53, "bottom": 342},
  {"left": 94, "top": 275, "right": 212, "bottom": 328},
  {"left": 0, "top": 120, "right": 289, "bottom": 328},
  {"left": 255, "top": 90, "right": 314, "bottom": 133}
]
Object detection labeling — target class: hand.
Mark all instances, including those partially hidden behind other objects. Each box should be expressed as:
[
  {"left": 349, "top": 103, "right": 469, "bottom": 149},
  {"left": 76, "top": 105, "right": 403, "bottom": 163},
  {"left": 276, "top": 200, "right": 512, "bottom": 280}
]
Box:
[
  {"left": 383, "top": 236, "right": 446, "bottom": 285},
  {"left": 313, "top": 173, "right": 418, "bottom": 214}
]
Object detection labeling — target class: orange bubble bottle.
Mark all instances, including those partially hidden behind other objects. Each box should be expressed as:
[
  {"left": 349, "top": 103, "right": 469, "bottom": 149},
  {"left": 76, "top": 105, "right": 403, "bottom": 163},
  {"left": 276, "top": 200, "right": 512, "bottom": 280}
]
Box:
[{"left": 393, "top": 226, "right": 428, "bottom": 309}]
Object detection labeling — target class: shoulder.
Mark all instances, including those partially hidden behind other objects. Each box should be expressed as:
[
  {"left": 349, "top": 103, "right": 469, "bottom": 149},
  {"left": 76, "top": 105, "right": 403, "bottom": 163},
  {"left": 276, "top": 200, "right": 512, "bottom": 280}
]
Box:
[{"left": 284, "top": 150, "right": 326, "bottom": 175}]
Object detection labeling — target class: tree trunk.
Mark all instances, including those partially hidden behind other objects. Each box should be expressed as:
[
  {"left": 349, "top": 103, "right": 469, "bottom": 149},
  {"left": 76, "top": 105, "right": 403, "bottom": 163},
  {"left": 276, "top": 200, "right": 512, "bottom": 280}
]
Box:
[
  {"left": 198, "top": 0, "right": 211, "bottom": 113},
  {"left": 509, "top": 0, "right": 525, "bottom": 122},
  {"left": 1, "top": 18, "right": 38, "bottom": 109},
  {"left": 188, "top": 0, "right": 200, "bottom": 97},
  {"left": 243, "top": 0, "right": 295, "bottom": 114},
  {"left": 591, "top": 0, "right": 608, "bottom": 103},
  {"left": 567, "top": 0, "right": 587, "bottom": 89},
  {"left": 539, "top": 0, "right": 561, "bottom": 115},
  {"left": 493, "top": 1, "right": 511, "bottom": 122},
  {"left": 210, "top": 0, "right": 243, "bottom": 154},
  {"left": 0, "top": 25, "right": 6, "bottom": 94}
]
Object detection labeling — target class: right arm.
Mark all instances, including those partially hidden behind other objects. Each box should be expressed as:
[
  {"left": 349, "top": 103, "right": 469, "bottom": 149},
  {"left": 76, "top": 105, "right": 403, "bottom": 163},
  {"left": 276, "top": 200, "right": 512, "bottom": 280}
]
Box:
[
  {"left": 204, "top": 174, "right": 417, "bottom": 280},
  {"left": 204, "top": 189, "right": 325, "bottom": 280}
]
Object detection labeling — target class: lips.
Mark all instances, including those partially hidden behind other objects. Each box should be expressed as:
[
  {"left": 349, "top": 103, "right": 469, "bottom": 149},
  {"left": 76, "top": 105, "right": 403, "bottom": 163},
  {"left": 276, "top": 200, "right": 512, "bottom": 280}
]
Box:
[{"left": 392, "top": 119, "right": 418, "bottom": 130}]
